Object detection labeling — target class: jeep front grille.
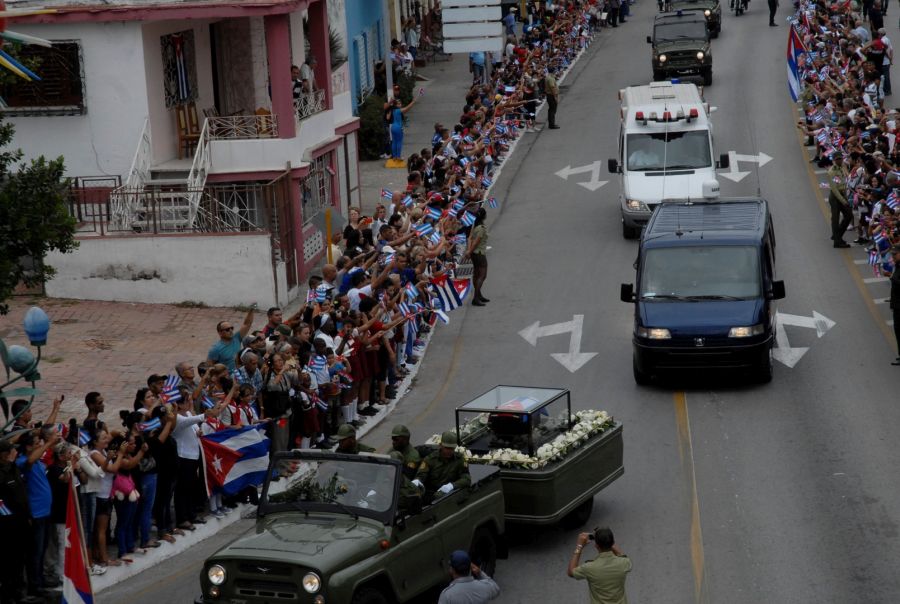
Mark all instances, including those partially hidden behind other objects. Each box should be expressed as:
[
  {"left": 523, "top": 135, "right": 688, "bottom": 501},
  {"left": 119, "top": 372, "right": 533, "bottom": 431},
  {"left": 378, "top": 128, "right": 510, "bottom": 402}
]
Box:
[{"left": 234, "top": 579, "right": 298, "bottom": 600}]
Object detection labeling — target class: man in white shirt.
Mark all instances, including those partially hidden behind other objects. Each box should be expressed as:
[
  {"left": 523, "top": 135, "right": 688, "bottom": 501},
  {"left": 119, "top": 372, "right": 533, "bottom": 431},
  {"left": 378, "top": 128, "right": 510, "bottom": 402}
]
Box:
[
  {"left": 347, "top": 261, "right": 396, "bottom": 311},
  {"left": 300, "top": 56, "right": 317, "bottom": 93},
  {"left": 878, "top": 28, "right": 894, "bottom": 95},
  {"left": 172, "top": 397, "right": 215, "bottom": 530}
]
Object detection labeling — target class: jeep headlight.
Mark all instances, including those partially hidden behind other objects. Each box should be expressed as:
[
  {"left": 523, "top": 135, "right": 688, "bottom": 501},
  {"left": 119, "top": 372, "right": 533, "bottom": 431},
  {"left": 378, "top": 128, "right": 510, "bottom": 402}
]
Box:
[
  {"left": 704, "top": 8, "right": 711, "bottom": 15},
  {"left": 696, "top": 51, "right": 705, "bottom": 60},
  {"left": 658, "top": 53, "right": 667, "bottom": 63},
  {"left": 637, "top": 327, "right": 672, "bottom": 339},
  {"left": 207, "top": 564, "right": 226, "bottom": 586},
  {"left": 302, "top": 572, "right": 322, "bottom": 593},
  {"left": 728, "top": 324, "right": 764, "bottom": 338},
  {"left": 625, "top": 198, "right": 649, "bottom": 211}
]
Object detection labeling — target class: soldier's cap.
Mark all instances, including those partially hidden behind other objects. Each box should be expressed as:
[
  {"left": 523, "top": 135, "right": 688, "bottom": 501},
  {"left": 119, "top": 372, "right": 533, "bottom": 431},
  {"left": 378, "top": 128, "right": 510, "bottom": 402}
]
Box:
[
  {"left": 391, "top": 424, "right": 411, "bottom": 438},
  {"left": 449, "top": 550, "right": 470, "bottom": 572},
  {"left": 335, "top": 423, "right": 356, "bottom": 439},
  {"left": 440, "top": 431, "right": 458, "bottom": 447}
]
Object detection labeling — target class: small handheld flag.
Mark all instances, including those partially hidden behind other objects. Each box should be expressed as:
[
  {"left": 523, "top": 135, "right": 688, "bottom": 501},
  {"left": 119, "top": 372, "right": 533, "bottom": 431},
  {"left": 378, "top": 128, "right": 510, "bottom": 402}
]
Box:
[
  {"left": 402, "top": 195, "right": 414, "bottom": 208},
  {"left": 460, "top": 211, "right": 476, "bottom": 227},
  {"left": 308, "top": 355, "right": 327, "bottom": 372},
  {"left": 139, "top": 418, "right": 162, "bottom": 433},
  {"left": 404, "top": 282, "right": 419, "bottom": 299},
  {"left": 381, "top": 189, "right": 393, "bottom": 200},
  {"left": 426, "top": 206, "right": 443, "bottom": 221},
  {"left": 481, "top": 176, "right": 493, "bottom": 188},
  {"left": 488, "top": 197, "right": 498, "bottom": 208},
  {"left": 78, "top": 429, "right": 92, "bottom": 447},
  {"left": 415, "top": 222, "right": 435, "bottom": 237}
]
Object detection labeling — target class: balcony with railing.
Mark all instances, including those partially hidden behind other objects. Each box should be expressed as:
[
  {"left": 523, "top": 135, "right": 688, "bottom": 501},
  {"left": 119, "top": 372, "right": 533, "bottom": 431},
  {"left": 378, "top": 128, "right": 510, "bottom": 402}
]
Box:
[
  {"left": 207, "top": 114, "right": 278, "bottom": 140},
  {"left": 294, "top": 90, "right": 326, "bottom": 124}
]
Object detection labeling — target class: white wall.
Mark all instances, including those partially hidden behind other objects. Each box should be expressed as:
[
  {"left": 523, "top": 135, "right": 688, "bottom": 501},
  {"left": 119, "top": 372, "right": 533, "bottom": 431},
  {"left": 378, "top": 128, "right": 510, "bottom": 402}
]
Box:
[
  {"left": 44, "top": 233, "right": 280, "bottom": 308},
  {"left": 142, "top": 20, "right": 216, "bottom": 163},
  {"left": 7, "top": 21, "right": 149, "bottom": 179}
]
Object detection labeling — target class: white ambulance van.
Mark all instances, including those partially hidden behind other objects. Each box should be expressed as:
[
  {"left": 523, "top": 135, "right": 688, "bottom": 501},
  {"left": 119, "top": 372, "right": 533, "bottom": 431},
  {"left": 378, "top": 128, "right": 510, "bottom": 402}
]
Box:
[{"left": 607, "top": 81, "right": 729, "bottom": 238}]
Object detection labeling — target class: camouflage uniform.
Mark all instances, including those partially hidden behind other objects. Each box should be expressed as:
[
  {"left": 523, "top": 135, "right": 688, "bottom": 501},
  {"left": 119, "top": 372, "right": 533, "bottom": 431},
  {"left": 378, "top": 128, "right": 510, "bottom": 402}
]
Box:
[
  {"left": 394, "top": 443, "right": 421, "bottom": 480},
  {"left": 415, "top": 451, "right": 471, "bottom": 495}
]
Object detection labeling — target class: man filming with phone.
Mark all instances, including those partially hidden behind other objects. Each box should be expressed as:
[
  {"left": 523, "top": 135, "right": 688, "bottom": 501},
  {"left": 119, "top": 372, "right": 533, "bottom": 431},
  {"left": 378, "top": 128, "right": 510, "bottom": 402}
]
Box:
[{"left": 567, "top": 526, "right": 632, "bottom": 604}]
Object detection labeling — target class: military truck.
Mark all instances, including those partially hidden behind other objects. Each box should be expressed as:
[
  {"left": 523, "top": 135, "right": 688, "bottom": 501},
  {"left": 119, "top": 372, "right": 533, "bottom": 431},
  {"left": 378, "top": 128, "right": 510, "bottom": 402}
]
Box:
[
  {"left": 648, "top": 12, "right": 713, "bottom": 85},
  {"left": 196, "top": 451, "right": 506, "bottom": 604},
  {"left": 666, "top": 0, "right": 722, "bottom": 37}
]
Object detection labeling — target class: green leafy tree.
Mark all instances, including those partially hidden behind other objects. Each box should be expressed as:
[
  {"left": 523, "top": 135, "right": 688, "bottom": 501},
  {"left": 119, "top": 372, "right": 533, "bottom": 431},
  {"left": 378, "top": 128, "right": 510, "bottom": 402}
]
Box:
[{"left": 0, "top": 117, "right": 77, "bottom": 315}]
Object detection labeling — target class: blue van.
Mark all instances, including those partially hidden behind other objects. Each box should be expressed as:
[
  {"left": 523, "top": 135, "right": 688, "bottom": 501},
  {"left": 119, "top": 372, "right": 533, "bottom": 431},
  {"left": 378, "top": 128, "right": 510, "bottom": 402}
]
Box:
[{"left": 620, "top": 199, "right": 785, "bottom": 383}]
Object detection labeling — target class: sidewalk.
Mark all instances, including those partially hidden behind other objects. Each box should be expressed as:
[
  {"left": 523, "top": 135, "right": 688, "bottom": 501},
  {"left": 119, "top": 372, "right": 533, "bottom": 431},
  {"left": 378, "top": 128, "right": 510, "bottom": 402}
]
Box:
[{"left": 358, "top": 57, "right": 471, "bottom": 214}]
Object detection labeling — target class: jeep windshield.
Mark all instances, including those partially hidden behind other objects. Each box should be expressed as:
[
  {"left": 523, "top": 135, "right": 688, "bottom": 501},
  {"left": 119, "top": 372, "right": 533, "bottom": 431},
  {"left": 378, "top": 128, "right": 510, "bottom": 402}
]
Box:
[
  {"left": 261, "top": 453, "right": 399, "bottom": 523},
  {"left": 654, "top": 22, "right": 708, "bottom": 41},
  {"left": 626, "top": 130, "right": 712, "bottom": 171},
  {"left": 639, "top": 245, "right": 761, "bottom": 299}
]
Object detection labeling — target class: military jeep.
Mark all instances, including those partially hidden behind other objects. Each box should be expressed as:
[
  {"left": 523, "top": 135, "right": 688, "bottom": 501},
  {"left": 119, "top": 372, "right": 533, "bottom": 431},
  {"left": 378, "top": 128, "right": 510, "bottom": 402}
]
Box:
[
  {"left": 196, "top": 451, "right": 505, "bottom": 604},
  {"left": 666, "top": 0, "right": 722, "bottom": 37},
  {"left": 648, "top": 12, "right": 713, "bottom": 85}
]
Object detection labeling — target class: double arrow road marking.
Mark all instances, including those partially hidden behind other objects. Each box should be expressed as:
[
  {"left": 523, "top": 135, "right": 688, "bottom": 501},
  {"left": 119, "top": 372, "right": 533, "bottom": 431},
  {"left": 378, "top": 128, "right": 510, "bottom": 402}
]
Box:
[
  {"left": 719, "top": 151, "right": 774, "bottom": 183},
  {"left": 773, "top": 311, "right": 836, "bottom": 368},
  {"left": 554, "top": 162, "right": 608, "bottom": 191},
  {"left": 518, "top": 314, "right": 599, "bottom": 373}
]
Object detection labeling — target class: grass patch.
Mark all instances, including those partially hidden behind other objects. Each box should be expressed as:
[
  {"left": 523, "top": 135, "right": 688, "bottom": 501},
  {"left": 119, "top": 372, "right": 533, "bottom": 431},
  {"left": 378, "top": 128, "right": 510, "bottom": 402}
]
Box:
[{"left": 173, "top": 300, "right": 209, "bottom": 309}]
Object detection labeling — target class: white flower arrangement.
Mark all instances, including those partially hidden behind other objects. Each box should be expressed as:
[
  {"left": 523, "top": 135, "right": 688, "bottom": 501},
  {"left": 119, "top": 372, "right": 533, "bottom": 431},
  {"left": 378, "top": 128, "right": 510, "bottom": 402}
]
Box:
[{"left": 426, "top": 410, "right": 614, "bottom": 470}]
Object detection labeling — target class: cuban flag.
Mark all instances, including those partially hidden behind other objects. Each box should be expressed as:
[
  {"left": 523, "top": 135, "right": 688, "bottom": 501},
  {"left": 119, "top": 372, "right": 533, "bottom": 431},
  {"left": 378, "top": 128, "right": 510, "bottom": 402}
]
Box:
[
  {"left": 787, "top": 24, "right": 808, "bottom": 102},
  {"left": 315, "top": 284, "right": 329, "bottom": 303},
  {"left": 63, "top": 481, "right": 94, "bottom": 604},
  {"left": 487, "top": 197, "right": 498, "bottom": 209},
  {"left": 430, "top": 275, "right": 471, "bottom": 311},
  {"left": 77, "top": 429, "right": 92, "bottom": 447},
  {"left": 415, "top": 222, "right": 435, "bottom": 237},
  {"left": 404, "top": 282, "right": 419, "bottom": 299},
  {"left": 886, "top": 190, "right": 900, "bottom": 211},
  {"left": 426, "top": 206, "right": 443, "bottom": 221},
  {"left": 306, "top": 289, "right": 317, "bottom": 303},
  {"left": 161, "top": 375, "right": 182, "bottom": 404},
  {"left": 452, "top": 199, "right": 465, "bottom": 212},
  {"left": 138, "top": 417, "right": 162, "bottom": 433},
  {"left": 402, "top": 195, "right": 414, "bottom": 208},
  {"left": 494, "top": 123, "right": 507, "bottom": 135},
  {"left": 874, "top": 231, "right": 891, "bottom": 252},
  {"left": 481, "top": 176, "right": 493, "bottom": 188},
  {"left": 0, "top": 500, "right": 12, "bottom": 515},
  {"left": 869, "top": 250, "right": 881, "bottom": 267},
  {"left": 201, "top": 394, "right": 217, "bottom": 410},
  {"left": 381, "top": 189, "right": 393, "bottom": 200},
  {"left": 200, "top": 425, "right": 270, "bottom": 496},
  {"left": 429, "top": 231, "right": 442, "bottom": 245},
  {"left": 460, "top": 211, "right": 476, "bottom": 227},
  {"left": 308, "top": 355, "right": 327, "bottom": 372},
  {"left": 460, "top": 157, "right": 470, "bottom": 167},
  {"left": 453, "top": 233, "right": 468, "bottom": 247}
]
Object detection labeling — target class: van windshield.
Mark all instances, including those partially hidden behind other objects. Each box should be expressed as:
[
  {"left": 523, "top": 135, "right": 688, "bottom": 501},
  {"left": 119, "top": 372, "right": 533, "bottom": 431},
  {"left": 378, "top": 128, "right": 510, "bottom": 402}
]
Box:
[
  {"left": 626, "top": 130, "right": 712, "bottom": 171},
  {"left": 639, "top": 245, "right": 761, "bottom": 299}
]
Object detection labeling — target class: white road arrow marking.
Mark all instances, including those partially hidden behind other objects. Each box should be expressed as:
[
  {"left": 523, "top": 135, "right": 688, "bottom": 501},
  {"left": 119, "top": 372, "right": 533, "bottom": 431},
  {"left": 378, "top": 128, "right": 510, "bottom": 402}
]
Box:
[
  {"left": 555, "top": 161, "right": 608, "bottom": 192},
  {"left": 518, "top": 315, "right": 599, "bottom": 373},
  {"left": 772, "top": 310, "right": 836, "bottom": 368},
  {"left": 719, "top": 151, "right": 774, "bottom": 183}
]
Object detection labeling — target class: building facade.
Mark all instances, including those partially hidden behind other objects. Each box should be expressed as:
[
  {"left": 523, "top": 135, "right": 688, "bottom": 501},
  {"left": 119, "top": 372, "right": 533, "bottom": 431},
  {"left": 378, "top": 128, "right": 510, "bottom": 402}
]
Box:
[{"left": 8, "top": 0, "right": 360, "bottom": 308}]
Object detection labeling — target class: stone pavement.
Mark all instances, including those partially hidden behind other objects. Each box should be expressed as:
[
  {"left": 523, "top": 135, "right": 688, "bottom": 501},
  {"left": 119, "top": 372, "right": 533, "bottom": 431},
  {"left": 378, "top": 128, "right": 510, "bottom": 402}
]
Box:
[
  {"left": 1, "top": 296, "right": 255, "bottom": 424},
  {"left": 358, "top": 56, "right": 472, "bottom": 215}
]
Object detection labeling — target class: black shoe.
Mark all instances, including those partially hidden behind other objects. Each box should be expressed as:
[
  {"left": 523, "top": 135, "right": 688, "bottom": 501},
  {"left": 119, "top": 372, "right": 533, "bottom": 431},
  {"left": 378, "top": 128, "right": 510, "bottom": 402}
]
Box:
[
  {"left": 548, "top": 125, "right": 561, "bottom": 129},
  {"left": 478, "top": 297, "right": 491, "bottom": 303},
  {"left": 833, "top": 241, "right": 850, "bottom": 248},
  {"left": 472, "top": 300, "right": 486, "bottom": 306},
  {"left": 892, "top": 359, "right": 900, "bottom": 366},
  {"left": 191, "top": 517, "right": 207, "bottom": 524},
  {"left": 359, "top": 406, "right": 379, "bottom": 416},
  {"left": 769, "top": 22, "right": 778, "bottom": 26}
]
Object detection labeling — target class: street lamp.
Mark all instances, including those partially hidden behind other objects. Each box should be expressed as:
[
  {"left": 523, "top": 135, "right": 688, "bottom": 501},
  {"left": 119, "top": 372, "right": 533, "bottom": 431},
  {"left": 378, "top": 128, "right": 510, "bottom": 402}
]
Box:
[{"left": 0, "top": 305, "right": 50, "bottom": 431}]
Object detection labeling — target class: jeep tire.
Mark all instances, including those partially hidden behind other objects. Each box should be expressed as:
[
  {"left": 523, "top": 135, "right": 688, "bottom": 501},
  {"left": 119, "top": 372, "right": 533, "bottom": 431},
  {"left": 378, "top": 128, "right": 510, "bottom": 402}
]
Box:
[
  {"left": 351, "top": 587, "right": 390, "bottom": 604},
  {"left": 469, "top": 527, "right": 498, "bottom": 578},
  {"left": 561, "top": 496, "right": 594, "bottom": 529},
  {"left": 702, "top": 68, "right": 713, "bottom": 86}
]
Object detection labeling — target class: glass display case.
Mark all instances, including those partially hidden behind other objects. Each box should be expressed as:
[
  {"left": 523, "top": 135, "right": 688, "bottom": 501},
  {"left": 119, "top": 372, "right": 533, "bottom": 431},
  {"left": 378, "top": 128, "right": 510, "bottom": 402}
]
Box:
[{"left": 455, "top": 386, "right": 573, "bottom": 456}]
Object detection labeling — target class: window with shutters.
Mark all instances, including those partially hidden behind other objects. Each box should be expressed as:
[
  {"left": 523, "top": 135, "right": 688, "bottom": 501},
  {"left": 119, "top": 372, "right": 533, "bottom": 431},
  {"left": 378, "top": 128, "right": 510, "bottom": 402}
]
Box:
[{"left": 1, "top": 41, "right": 85, "bottom": 116}]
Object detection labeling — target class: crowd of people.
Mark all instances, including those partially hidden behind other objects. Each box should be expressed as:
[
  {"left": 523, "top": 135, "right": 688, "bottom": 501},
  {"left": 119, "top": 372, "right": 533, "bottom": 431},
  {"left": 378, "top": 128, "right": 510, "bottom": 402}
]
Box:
[
  {"left": 0, "top": 3, "right": 617, "bottom": 602},
  {"left": 791, "top": 0, "right": 900, "bottom": 359}
]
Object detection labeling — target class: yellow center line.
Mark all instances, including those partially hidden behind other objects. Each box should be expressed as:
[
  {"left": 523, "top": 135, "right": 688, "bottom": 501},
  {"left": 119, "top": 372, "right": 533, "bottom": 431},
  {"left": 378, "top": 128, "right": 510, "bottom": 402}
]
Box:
[
  {"left": 791, "top": 105, "right": 895, "bottom": 347},
  {"left": 674, "top": 391, "right": 708, "bottom": 603}
]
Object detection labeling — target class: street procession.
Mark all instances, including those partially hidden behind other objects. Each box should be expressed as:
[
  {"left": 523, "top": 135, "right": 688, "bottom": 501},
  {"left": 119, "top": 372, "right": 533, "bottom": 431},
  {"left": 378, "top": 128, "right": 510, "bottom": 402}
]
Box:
[{"left": 2, "top": 0, "right": 900, "bottom": 602}]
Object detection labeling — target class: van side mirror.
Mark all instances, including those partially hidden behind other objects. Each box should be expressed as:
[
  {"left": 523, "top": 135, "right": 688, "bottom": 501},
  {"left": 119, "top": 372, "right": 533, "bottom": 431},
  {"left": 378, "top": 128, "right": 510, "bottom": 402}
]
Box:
[
  {"left": 620, "top": 283, "right": 634, "bottom": 303},
  {"left": 646, "top": 35, "right": 652, "bottom": 43},
  {"left": 608, "top": 158, "right": 620, "bottom": 174},
  {"left": 770, "top": 280, "right": 786, "bottom": 300},
  {"left": 717, "top": 153, "right": 730, "bottom": 169}
]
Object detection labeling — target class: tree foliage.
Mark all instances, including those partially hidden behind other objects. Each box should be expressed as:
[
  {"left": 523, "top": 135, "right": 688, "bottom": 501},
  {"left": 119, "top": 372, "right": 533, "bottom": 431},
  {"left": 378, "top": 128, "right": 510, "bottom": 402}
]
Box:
[{"left": 0, "top": 117, "right": 77, "bottom": 314}]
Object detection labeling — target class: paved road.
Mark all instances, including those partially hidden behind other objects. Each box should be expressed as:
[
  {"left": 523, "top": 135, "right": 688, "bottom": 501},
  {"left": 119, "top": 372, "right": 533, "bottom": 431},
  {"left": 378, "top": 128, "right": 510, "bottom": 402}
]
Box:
[{"left": 106, "top": 4, "right": 900, "bottom": 603}]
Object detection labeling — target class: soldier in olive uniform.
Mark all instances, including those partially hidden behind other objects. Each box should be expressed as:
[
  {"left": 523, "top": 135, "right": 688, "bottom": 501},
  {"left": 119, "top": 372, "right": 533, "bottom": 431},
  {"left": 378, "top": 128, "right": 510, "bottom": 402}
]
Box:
[
  {"left": 390, "top": 424, "right": 421, "bottom": 480},
  {"left": 413, "top": 431, "right": 471, "bottom": 502},
  {"left": 335, "top": 423, "right": 375, "bottom": 454},
  {"left": 389, "top": 451, "right": 422, "bottom": 514}
]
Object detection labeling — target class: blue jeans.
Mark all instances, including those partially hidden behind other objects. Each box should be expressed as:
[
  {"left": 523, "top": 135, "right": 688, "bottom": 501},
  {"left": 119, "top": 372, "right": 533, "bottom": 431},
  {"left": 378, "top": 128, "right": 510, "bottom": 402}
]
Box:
[
  {"left": 79, "top": 490, "right": 96, "bottom": 543},
  {"left": 390, "top": 125, "right": 404, "bottom": 159},
  {"left": 114, "top": 498, "right": 138, "bottom": 556},
  {"left": 138, "top": 473, "right": 158, "bottom": 545}
]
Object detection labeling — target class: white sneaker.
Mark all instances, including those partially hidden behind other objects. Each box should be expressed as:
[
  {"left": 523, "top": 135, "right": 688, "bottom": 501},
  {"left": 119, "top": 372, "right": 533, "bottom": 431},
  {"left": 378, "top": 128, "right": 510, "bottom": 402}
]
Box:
[
  {"left": 91, "top": 564, "right": 107, "bottom": 576},
  {"left": 213, "top": 510, "right": 225, "bottom": 519}
]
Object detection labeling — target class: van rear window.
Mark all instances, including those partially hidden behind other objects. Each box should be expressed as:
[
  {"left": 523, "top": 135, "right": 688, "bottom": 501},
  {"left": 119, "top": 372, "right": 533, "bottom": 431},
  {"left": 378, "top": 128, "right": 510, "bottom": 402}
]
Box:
[
  {"left": 640, "top": 246, "right": 761, "bottom": 299},
  {"left": 626, "top": 130, "right": 712, "bottom": 171}
]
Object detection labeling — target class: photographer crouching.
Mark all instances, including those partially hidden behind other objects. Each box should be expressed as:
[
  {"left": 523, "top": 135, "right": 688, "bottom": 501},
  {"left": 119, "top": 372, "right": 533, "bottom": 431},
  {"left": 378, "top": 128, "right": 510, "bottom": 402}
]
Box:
[{"left": 567, "top": 526, "right": 632, "bottom": 604}]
